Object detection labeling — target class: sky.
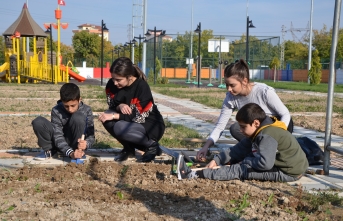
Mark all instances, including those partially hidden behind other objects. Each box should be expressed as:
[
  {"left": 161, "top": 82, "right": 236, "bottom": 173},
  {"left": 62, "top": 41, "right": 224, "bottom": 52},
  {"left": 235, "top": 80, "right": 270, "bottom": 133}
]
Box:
[{"left": 0, "top": 0, "right": 341, "bottom": 46}]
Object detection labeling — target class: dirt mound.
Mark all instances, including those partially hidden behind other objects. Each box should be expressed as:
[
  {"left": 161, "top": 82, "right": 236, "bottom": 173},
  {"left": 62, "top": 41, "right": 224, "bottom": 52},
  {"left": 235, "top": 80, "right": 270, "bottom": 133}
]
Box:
[{"left": 1, "top": 158, "right": 342, "bottom": 220}]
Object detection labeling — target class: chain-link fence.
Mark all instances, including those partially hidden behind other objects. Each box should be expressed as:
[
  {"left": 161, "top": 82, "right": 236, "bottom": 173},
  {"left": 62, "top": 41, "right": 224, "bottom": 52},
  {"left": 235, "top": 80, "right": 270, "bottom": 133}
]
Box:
[
  {"left": 285, "top": 58, "right": 343, "bottom": 70},
  {"left": 233, "top": 36, "right": 280, "bottom": 69},
  {"left": 59, "top": 33, "right": 341, "bottom": 71},
  {"left": 144, "top": 34, "right": 281, "bottom": 73}
]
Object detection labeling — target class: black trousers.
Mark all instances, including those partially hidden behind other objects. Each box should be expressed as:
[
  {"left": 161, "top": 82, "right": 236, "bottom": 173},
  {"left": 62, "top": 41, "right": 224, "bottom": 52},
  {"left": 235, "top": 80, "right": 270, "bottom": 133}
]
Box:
[
  {"left": 103, "top": 120, "right": 156, "bottom": 152},
  {"left": 230, "top": 117, "right": 294, "bottom": 142},
  {"left": 32, "top": 113, "right": 85, "bottom": 152}
]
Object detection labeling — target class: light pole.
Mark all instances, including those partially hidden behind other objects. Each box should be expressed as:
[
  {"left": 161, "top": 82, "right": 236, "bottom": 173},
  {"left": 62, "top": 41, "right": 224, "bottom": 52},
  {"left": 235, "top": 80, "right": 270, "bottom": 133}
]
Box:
[
  {"left": 125, "top": 40, "right": 135, "bottom": 61},
  {"left": 246, "top": 16, "right": 255, "bottom": 64},
  {"left": 111, "top": 47, "right": 114, "bottom": 63},
  {"left": 100, "top": 19, "right": 109, "bottom": 86},
  {"left": 123, "top": 44, "right": 128, "bottom": 57},
  {"left": 194, "top": 22, "right": 201, "bottom": 88},
  {"left": 114, "top": 46, "right": 121, "bottom": 59},
  {"left": 187, "top": 0, "right": 194, "bottom": 83},
  {"left": 45, "top": 25, "right": 54, "bottom": 84},
  {"left": 133, "top": 34, "right": 145, "bottom": 66},
  {"left": 145, "top": 27, "right": 166, "bottom": 84}
]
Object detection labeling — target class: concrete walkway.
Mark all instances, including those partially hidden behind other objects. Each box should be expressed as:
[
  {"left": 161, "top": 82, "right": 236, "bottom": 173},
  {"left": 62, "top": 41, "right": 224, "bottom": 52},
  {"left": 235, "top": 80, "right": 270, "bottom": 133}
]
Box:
[
  {"left": 1, "top": 91, "right": 343, "bottom": 195},
  {"left": 152, "top": 92, "right": 343, "bottom": 194}
]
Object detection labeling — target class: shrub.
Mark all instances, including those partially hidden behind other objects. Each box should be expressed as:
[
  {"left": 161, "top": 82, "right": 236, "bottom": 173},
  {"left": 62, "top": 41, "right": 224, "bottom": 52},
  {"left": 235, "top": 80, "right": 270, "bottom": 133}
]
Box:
[
  {"left": 160, "top": 77, "right": 169, "bottom": 84},
  {"left": 308, "top": 49, "right": 322, "bottom": 85}
]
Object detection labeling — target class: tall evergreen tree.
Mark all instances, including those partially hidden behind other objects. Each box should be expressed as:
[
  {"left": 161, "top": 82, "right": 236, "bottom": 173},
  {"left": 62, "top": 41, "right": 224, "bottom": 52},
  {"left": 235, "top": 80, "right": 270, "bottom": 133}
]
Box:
[{"left": 308, "top": 49, "right": 322, "bottom": 85}]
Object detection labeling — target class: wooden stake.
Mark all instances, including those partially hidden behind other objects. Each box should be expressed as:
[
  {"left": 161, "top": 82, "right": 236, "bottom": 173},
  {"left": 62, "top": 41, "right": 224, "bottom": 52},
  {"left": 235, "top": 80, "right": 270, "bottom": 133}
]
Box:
[
  {"left": 180, "top": 138, "right": 238, "bottom": 144},
  {"left": 191, "top": 165, "right": 229, "bottom": 171}
]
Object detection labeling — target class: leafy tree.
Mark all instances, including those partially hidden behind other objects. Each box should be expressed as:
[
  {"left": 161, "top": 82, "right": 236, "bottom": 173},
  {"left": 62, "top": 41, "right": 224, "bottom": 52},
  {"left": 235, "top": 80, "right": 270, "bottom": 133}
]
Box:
[
  {"left": 147, "top": 68, "right": 154, "bottom": 83},
  {"left": 155, "top": 56, "right": 162, "bottom": 76},
  {"left": 72, "top": 31, "right": 101, "bottom": 66},
  {"left": 160, "top": 30, "right": 216, "bottom": 68},
  {"left": 193, "top": 30, "right": 215, "bottom": 68},
  {"left": 147, "top": 57, "right": 163, "bottom": 84},
  {"left": 60, "top": 43, "right": 74, "bottom": 65},
  {"left": 231, "top": 35, "right": 279, "bottom": 68},
  {"left": 284, "top": 40, "right": 308, "bottom": 69},
  {"left": 165, "top": 34, "right": 189, "bottom": 68},
  {"left": 102, "top": 39, "right": 115, "bottom": 66},
  {"left": 269, "top": 57, "right": 280, "bottom": 82},
  {"left": 46, "top": 36, "right": 57, "bottom": 52},
  {"left": 312, "top": 26, "right": 343, "bottom": 61},
  {"left": 0, "top": 36, "right": 5, "bottom": 63},
  {"left": 312, "top": 25, "right": 331, "bottom": 59},
  {"left": 308, "top": 49, "right": 322, "bottom": 85}
]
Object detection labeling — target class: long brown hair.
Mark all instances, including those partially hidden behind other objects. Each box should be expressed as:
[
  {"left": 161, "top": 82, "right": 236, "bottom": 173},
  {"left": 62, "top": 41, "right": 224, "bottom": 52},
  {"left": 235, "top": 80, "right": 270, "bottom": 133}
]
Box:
[
  {"left": 224, "top": 59, "right": 250, "bottom": 83},
  {"left": 109, "top": 57, "right": 147, "bottom": 81}
]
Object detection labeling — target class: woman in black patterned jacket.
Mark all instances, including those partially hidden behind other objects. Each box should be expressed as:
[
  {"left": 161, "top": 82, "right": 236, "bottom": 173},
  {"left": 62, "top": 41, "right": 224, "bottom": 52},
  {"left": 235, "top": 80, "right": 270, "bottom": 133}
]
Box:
[{"left": 99, "top": 57, "right": 165, "bottom": 162}]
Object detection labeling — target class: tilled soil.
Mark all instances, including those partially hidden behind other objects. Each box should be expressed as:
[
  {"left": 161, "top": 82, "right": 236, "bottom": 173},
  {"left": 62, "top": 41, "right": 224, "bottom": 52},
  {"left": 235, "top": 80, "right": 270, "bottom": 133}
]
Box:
[
  {"left": 0, "top": 115, "right": 120, "bottom": 150},
  {"left": 1, "top": 159, "right": 342, "bottom": 221},
  {"left": 1, "top": 83, "right": 343, "bottom": 220}
]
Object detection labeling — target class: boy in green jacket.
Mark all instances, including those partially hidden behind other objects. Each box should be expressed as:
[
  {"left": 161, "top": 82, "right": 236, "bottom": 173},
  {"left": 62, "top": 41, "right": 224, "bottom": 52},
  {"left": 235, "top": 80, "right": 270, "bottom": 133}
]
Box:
[{"left": 178, "top": 103, "right": 308, "bottom": 182}]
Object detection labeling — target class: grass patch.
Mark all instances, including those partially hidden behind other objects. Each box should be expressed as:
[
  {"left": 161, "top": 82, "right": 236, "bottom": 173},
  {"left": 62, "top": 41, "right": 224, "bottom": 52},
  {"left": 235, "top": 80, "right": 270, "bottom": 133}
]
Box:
[
  {"left": 152, "top": 82, "right": 343, "bottom": 113},
  {"left": 260, "top": 80, "right": 343, "bottom": 93},
  {"left": 227, "top": 193, "right": 250, "bottom": 219},
  {"left": 159, "top": 120, "right": 204, "bottom": 149},
  {"left": 150, "top": 83, "right": 188, "bottom": 88},
  {"left": 92, "top": 120, "right": 205, "bottom": 149},
  {"left": 116, "top": 191, "right": 124, "bottom": 200},
  {"left": 120, "top": 165, "right": 129, "bottom": 177},
  {"left": 93, "top": 140, "right": 122, "bottom": 149},
  {"left": 34, "top": 183, "right": 41, "bottom": 193},
  {"left": 293, "top": 185, "right": 343, "bottom": 219},
  {"left": 306, "top": 191, "right": 343, "bottom": 210}
]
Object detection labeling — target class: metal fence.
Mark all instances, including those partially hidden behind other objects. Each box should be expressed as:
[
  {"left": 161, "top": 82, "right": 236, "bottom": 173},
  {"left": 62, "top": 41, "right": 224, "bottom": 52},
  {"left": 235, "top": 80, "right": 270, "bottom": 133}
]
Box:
[
  {"left": 233, "top": 36, "right": 280, "bottom": 69},
  {"left": 145, "top": 34, "right": 243, "bottom": 72}
]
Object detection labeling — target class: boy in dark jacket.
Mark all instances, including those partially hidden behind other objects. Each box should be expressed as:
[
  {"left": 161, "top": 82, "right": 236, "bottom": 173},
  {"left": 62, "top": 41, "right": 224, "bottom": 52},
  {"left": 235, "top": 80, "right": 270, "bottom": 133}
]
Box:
[
  {"left": 178, "top": 103, "right": 308, "bottom": 182},
  {"left": 32, "top": 83, "right": 95, "bottom": 161}
]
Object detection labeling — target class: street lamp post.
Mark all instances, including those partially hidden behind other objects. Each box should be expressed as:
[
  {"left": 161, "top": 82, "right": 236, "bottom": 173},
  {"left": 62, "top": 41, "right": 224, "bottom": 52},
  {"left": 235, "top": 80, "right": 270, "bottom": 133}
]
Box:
[
  {"left": 246, "top": 16, "right": 255, "bottom": 64},
  {"left": 100, "top": 19, "right": 108, "bottom": 86},
  {"left": 133, "top": 34, "right": 145, "bottom": 66},
  {"left": 114, "top": 46, "right": 121, "bottom": 58},
  {"left": 194, "top": 22, "right": 201, "bottom": 88},
  {"left": 125, "top": 40, "right": 135, "bottom": 60},
  {"left": 111, "top": 47, "right": 114, "bottom": 63},
  {"left": 45, "top": 24, "right": 54, "bottom": 84},
  {"left": 123, "top": 44, "right": 128, "bottom": 57},
  {"left": 145, "top": 27, "right": 166, "bottom": 84}
]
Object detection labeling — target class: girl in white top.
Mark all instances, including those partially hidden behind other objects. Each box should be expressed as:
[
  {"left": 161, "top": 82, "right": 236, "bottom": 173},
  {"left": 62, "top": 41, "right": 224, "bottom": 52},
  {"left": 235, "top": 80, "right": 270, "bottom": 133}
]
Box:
[{"left": 196, "top": 59, "right": 293, "bottom": 161}]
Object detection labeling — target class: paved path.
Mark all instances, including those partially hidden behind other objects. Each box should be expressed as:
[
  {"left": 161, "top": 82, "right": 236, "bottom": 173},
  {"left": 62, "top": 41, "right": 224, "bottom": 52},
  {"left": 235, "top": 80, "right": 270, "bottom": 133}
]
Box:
[
  {"left": 1, "top": 89, "right": 343, "bottom": 194},
  {"left": 152, "top": 92, "right": 343, "bottom": 194}
]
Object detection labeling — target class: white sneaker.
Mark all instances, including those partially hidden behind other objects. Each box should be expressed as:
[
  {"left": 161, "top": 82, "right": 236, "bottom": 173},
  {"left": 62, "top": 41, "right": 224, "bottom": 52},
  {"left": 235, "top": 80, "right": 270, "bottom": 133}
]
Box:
[
  {"left": 177, "top": 155, "right": 197, "bottom": 180},
  {"left": 177, "top": 155, "right": 184, "bottom": 180},
  {"left": 33, "top": 149, "right": 57, "bottom": 161},
  {"left": 187, "top": 170, "right": 199, "bottom": 180}
]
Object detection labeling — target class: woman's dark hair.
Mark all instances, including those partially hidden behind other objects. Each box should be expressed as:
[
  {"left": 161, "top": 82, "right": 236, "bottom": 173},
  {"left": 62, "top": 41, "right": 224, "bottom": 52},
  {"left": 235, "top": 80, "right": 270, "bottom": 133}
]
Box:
[
  {"left": 109, "top": 57, "right": 147, "bottom": 81},
  {"left": 236, "top": 103, "right": 266, "bottom": 125},
  {"left": 224, "top": 59, "right": 250, "bottom": 83},
  {"left": 60, "top": 83, "right": 80, "bottom": 102}
]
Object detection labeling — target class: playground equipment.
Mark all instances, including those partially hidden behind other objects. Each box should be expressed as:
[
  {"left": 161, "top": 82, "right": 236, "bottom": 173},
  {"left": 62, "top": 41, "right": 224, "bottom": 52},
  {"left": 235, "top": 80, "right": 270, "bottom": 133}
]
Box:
[
  {"left": 61, "top": 61, "right": 86, "bottom": 82},
  {"left": 0, "top": 3, "right": 84, "bottom": 84}
]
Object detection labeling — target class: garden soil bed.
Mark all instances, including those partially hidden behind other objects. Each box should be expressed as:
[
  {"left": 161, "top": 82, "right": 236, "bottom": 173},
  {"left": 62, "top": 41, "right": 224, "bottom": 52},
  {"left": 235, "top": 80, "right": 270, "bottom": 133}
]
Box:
[
  {"left": 1, "top": 159, "right": 343, "bottom": 221},
  {"left": 0, "top": 83, "right": 343, "bottom": 220}
]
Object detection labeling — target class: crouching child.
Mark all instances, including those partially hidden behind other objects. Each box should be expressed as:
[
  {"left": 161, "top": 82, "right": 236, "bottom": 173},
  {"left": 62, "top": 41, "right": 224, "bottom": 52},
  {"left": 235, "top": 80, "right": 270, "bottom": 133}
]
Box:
[
  {"left": 32, "top": 83, "right": 95, "bottom": 161},
  {"left": 178, "top": 103, "right": 308, "bottom": 182}
]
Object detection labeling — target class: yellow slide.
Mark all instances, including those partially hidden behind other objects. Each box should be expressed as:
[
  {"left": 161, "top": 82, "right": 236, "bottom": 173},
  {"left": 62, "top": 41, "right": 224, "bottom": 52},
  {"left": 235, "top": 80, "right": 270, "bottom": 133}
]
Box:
[{"left": 0, "top": 62, "right": 9, "bottom": 78}]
